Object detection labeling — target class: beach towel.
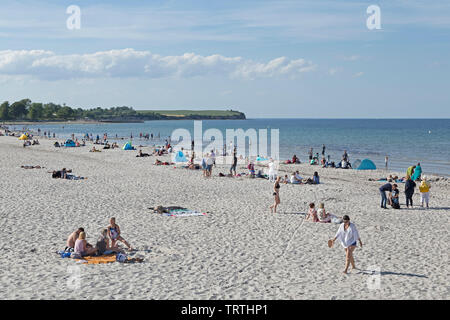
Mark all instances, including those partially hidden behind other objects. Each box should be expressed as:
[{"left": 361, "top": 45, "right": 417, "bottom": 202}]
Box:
[
  {"left": 76, "top": 254, "right": 117, "bottom": 264},
  {"left": 163, "top": 209, "right": 206, "bottom": 217}
]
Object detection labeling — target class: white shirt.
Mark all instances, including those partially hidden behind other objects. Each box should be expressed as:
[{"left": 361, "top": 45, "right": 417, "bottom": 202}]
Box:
[
  {"left": 268, "top": 162, "right": 274, "bottom": 174},
  {"left": 206, "top": 157, "right": 214, "bottom": 165},
  {"left": 335, "top": 222, "right": 359, "bottom": 248}
]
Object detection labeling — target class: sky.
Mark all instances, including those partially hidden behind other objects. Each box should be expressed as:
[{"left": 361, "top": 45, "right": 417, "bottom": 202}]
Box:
[{"left": 0, "top": 0, "right": 449, "bottom": 118}]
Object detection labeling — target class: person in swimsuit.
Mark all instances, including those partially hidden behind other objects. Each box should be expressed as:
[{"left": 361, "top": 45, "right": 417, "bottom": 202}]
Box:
[
  {"left": 107, "top": 217, "right": 132, "bottom": 251},
  {"left": 330, "top": 215, "right": 363, "bottom": 274},
  {"left": 269, "top": 176, "right": 281, "bottom": 213}
]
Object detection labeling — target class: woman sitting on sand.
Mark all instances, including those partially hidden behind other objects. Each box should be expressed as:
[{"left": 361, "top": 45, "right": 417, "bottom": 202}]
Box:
[
  {"left": 306, "top": 203, "right": 319, "bottom": 222},
  {"left": 290, "top": 172, "right": 302, "bottom": 184},
  {"left": 136, "top": 150, "right": 150, "bottom": 157},
  {"left": 95, "top": 229, "right": 120, "bottom": 255},
  {"left": 74, "top": 232, "right": 97, "bottom": 257},
  {"left": 107, "top": 217, "right": 132, "bottom": 251}
]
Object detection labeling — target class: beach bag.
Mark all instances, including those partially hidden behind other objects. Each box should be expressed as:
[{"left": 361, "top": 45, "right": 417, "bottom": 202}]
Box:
[
  {"left": 116, "top": 253, "right": 127, "bottom": 262},
  {"left": 392, "top": 202, "right": 400, "bottom": 209}
]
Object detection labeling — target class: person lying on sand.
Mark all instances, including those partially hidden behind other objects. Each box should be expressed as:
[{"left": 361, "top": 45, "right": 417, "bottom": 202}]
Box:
[
  {"left": 90, "top": 146, "right": 101, "bottom": 152},
  {"left": 66, "top": 227, "right": 84, "bottom": 252},
  {"left": 73, "top": 231, "right": 97, "bottom": 257},
  {"left": 107, "top": 217, "right": 132, "bottom": 251},
  {"left": 21, "top": 165, "right": 44, "bottom": 169},
  {"left": 153, "top": 205, "right": 186, "bottom": 214},
  {"left": 136, "top": 150, "right": 150, "bottom": 157}
]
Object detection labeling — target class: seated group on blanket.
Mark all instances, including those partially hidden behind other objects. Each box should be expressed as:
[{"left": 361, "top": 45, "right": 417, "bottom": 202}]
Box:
[
  {"left": 305, "top": 203, "right": 342, "bottom": 223},
  {"left": 281, "top": 171, "right": 320, "bottom": 184},
  {"left": 65, "top": 218, "right": 132, "bottom": 258}
]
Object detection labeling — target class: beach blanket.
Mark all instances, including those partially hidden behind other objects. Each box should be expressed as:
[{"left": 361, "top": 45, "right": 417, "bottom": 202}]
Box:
[
  {"left": 163, "top": 209, "right": 206, "bottom": 217},
  {"left": 76, "top": 254, "right": 117, "bottom": 264}
]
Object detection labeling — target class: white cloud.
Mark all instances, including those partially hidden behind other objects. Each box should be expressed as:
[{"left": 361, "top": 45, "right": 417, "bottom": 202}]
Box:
[
  {"left": 353, "top": 72, "right": 364, "bottom": 78},
  {"left": 328, "top": 67, "right": 342, "bottom": 75},
  {"left": 0, "top": 49, "right": 315, "bottom": 81},
  {"left": 343, "top": 55, "right": 360, "bottom": 61}
]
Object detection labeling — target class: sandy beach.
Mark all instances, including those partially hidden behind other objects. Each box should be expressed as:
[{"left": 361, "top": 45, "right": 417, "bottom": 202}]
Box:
[{"left": 0, "top": 135, "right": 449, "bottom": 300}]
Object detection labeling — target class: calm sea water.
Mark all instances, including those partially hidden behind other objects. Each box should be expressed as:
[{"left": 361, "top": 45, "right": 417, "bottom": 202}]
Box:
[{"left": 19, "top": 119, "right": 450, "bottom": 176}]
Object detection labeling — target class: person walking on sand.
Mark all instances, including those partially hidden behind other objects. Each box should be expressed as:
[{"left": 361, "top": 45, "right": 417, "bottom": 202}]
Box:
[
  {"left": 269, "top": 176, "right": 281, "bottom": 213},
  {"left": 107, "top": 217, "right": 132, "bottom": 251},
  {"left": 405, "top": 175, "right": 416, "bottom": 208},
  {"left": 230, "top": 150, "right": 237, "bottom": 176},
  {"left": 330, "top": 215, "right": 363, "bottom": 274}
]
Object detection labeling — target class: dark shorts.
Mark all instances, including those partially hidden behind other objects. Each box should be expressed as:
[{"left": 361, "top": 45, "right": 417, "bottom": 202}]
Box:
[{"left": 351, "top": 241, "right": 357, "bottom": 246}]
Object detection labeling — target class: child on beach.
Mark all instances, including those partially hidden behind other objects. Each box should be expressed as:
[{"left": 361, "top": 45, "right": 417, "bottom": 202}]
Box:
[
  {"left": 107, "top": 217, "right": 132, "bottom": 251},
  {"left": 306, "top": 203, "right": 319, "bottom": 222},
  {"left": 419, "top": 177, "right": 431, "bottom": 208},
  {"left": 316, "top": 203, "right": 342, "bottom": 223}
]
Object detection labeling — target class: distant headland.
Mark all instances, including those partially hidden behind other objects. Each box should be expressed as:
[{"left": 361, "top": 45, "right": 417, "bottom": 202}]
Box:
[{"left": 0, "top": 99, "right": 246, "bottom": 123}]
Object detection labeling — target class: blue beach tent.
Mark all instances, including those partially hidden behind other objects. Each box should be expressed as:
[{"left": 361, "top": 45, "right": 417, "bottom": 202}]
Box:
[
  {"left": 355, "top": 159, "right": 376, "bottom": 170},
  {"left": 173, "top": 151, "right": 188, "bottom": 163},
  {"left": 122, "top": 142, "right": 135, "bottom": 150},
  {"left": 64, "top": 139, "right": 76, "bottom": 147}
]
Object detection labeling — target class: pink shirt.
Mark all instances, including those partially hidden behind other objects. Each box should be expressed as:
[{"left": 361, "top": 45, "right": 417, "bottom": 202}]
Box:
[{"left": 74, "top": 239, "right": 86, "bottom": 254}]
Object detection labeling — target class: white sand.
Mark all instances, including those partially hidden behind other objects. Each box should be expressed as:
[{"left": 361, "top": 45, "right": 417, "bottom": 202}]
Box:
[{"left": 0, "top": 135, "right": 449, "bottom": 300}]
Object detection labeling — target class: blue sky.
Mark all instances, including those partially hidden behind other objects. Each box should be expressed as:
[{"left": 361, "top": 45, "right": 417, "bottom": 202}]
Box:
[{"left": 0, "top": 0, "right": 449, "bottom": 118}]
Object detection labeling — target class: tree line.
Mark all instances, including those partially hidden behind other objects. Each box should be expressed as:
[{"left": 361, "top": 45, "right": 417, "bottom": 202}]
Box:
[{"left": 0, "top": 99, "right": 162, "bottom": 121}]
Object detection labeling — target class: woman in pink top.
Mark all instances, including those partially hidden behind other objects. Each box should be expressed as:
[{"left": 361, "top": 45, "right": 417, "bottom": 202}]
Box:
[{"left": 74, "top": 232, "right": 97, "bottom": 256}]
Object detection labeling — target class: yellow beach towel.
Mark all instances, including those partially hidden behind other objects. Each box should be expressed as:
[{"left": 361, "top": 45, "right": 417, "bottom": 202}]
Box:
[{"left": 76, "top": 254, "right": 117, "bottom": 265}]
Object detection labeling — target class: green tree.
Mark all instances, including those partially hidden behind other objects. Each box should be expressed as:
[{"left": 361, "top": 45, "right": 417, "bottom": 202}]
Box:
[
  {"left": 9, "top": 100, "right": 29, "bottom": 119},
  {"left": 28, "top": 103, "right": 44, "bottom": 120},
  {"left": 0, "top": 101, "right": 10, "bottom": 120},
  {"left": 56, "top": 106, "right": 74, "bottom": 119}
]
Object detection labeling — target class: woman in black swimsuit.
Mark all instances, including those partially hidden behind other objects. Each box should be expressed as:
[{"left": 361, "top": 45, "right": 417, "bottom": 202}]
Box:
[{"left": 270, "top": 176, "right": 281, "bottom": 213}]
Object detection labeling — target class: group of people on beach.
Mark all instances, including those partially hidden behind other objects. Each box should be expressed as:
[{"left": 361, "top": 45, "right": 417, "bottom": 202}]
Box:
[
  {"left": 65, "top": 218, "right": 132, "bottom": 258},
  {"left": 379, "top": 162, "right": 431, "bottom": 209}
]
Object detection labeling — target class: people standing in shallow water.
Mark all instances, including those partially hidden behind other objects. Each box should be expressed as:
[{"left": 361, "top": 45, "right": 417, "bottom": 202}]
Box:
[
  {"left": 330, "top": 215, "right": 363, "bottom": 274},
  {"left": 269, "top": 176, "right": 281, "bottom": 213}
]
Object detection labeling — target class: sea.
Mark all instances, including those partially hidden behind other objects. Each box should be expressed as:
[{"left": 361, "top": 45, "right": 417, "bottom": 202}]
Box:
[{"left": 16, "top": 118, "right": 450, "bottom": 176}]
